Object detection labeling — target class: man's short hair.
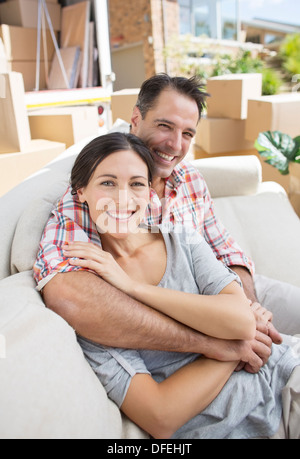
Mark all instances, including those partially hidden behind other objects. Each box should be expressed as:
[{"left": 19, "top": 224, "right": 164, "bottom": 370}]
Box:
[{"left": 136, "top": 73, "right": 208, "bottom": 122}]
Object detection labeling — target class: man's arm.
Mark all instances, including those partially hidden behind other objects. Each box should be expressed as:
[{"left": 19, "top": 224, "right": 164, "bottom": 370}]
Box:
[
  {"left": 231, "top": 266, "right": 257, "bottom": 302},
  {"left": 43, "top": 270, "right": 267, "bottom": 372}
]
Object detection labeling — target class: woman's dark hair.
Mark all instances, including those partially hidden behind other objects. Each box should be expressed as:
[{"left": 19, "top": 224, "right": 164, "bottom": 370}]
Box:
[
  {"left": 71, "top": 132, "right": 155, "bottom": 195},
  {"left": 136, "top": 73, "right": 209, "bottom": 121}
]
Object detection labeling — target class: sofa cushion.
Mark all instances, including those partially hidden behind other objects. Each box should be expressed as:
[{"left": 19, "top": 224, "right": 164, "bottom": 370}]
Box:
[
  {"left": 10, "top": 198, "right": 55, "bottom": 274},
  {"left": 0, "top": 139, "right": 86, "bottom": 280},
  {"left": 193, "top": 155, "right": 262, "bottom": 198},
  {"left": 213, "top": 187, "right": 300, "bottom": 288},
  {"left": 0, "top": 271, "right": 123, "bottom": 439}
]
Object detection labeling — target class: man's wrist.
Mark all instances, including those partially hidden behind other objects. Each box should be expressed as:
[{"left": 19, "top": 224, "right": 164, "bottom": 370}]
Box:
[{"left": 230, "top": 265, "right": 258, "bottom": 302}]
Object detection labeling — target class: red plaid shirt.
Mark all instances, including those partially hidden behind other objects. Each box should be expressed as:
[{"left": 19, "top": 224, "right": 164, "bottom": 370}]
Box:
[{"left": 34, "top": 160, "right": 254, "bottom": 290}]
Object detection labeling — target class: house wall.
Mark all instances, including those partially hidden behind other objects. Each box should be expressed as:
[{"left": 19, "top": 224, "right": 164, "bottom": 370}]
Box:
[{"left": 108, "top": 0, "right": 179, "bottom": 84}]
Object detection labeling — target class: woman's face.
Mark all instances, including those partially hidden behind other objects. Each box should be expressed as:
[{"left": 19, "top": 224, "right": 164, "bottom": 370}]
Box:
[{"left": 77, "top": 149, "right": 150, "bottom": 236}]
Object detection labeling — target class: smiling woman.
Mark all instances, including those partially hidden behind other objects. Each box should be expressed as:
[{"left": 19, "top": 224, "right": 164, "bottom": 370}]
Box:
[
  {"left": 70, "top": 133, "right": 154, "bottom": 237},
  {"left": 70, "top": 133, "right": 154, "bottom": 197},
  {"left": 76, "top": 152, "right": 150, "bottom": 236}
]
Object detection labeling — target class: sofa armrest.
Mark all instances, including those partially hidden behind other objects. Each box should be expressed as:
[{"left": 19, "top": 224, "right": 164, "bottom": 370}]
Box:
[
  {"left": 192, "top": 155, "right": 262, "bottom": 198},
  {"left": 0, "top": 271, "right": 123, "bottom": 439}
]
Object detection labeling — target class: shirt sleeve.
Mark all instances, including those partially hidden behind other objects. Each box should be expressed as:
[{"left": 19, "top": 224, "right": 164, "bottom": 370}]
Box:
[
  {"left": 187, "top": 229, "right": 242, "bottom": 295},
  {"left": 33, "top": 212, "right": 92, "bottom": 291},
  {"left": 201, "top": 178, "right": 255, "bottom": 275},
  {"left": 77, "top": 337, "right": 150, "bottom": 408}
]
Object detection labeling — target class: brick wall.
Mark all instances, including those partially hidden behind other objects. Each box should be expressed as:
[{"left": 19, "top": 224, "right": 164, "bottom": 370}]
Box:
[{"left": 109, "top": 0, "right": 179, "bottom": 78}]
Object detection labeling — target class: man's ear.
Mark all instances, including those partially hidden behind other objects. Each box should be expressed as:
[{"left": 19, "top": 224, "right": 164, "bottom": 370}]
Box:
[{"left": 130, "top": 105, "right": 142, "bottom": 133}]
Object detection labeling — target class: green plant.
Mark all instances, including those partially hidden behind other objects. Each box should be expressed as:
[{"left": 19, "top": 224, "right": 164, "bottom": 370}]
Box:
[
  {"left": 211, "top": 50, "right": 282, "bottom": 95},
  {"left": 211, "top": 50, "right": 264, "bottom": 76},
  {"left": 279, "top": 33, "right": 300, "bottom": 76},
  {"left": 163, "top": 37, "right": 283, "bottom": 95},
  {"left": 255, "top": 131, "right": 300, "bottom": 175},
  {"left": 163, "top": 34, "right": 207, "bottom": 78},
  {"left": 261, "top": 68, "right": 282, "bottom": 95}
]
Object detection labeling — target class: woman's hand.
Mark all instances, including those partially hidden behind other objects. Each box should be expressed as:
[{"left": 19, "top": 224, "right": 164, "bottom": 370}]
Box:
[
  {"left": 250, "top": 302, "right": 273, "bottom": 324},
  {"left": 250, "top": 301, "right": 282, "bottom": 345},
  {"left": 63, "top": 242, "right": 136, "bottom": 295}
]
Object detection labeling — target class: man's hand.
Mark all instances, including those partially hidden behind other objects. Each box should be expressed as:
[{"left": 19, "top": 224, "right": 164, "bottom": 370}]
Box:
[
  {"left": 236, "top": 324, "right": 272, "bottom": 373},
  {"left": 235, "top": 302, "right": 282, "bottom": 373},
  {"left": 205, "top": 333, "right": 271, "bottom": 374}
]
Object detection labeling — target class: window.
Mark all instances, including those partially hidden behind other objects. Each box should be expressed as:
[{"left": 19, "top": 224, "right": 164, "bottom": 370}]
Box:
[
  {"left": 221, "top": 0, "right": 238, "bottom": 40},
  {"left": 179, "top": 0, "right": 211, "bottom": 36}
]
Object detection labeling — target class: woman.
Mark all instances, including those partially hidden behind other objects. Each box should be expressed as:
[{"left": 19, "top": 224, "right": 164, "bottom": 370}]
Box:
[{"left": 34, "top": 133, "right": 300, "bottom": 439}]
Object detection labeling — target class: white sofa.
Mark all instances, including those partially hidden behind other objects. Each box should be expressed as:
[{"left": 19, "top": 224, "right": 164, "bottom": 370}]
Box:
[{"left": 1, "top": 137, "right": 300, "bottom": 439}]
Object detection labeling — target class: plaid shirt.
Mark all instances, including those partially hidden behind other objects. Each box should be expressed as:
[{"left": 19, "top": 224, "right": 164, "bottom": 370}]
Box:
[{"left": 34, "top": 160, "right": 254, "bottom": 290}]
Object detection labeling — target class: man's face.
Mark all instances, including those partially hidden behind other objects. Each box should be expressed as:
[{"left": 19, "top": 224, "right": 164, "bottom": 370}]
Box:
[{"left": 131, "top": 89, "right": 199, "bottom": 180}]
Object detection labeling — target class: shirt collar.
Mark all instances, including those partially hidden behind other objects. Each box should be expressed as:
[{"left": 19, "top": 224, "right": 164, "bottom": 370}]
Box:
[{"left": 166, "top": 161, "right": 186, "bottom": 189}]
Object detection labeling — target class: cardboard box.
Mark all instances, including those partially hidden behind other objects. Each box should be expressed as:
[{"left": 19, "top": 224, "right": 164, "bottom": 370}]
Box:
[
  {"left": 111, "top": 88, "right": 139, "bottom": 124},
  {"left": 0, "top": 25, "right": 56, "bottom": 61},
  {"left": 289, "top": 162, "right": 300, "bottom": 217},
  {"left": 245, "top": 93, "right": 300, "bottom": 141},
  {"left": 48, "top": 46, "right": 81, "bottom": 90},
  {"left": 0, "top": 72, "right": 31, "bottom": 153},
  {"left": 29, "top": 106, "right": 99, "bottom": 148},
  {"left": 195, "top": 117, "right": 254, "bottom": 154},
  {"left": 0, "top": 38, "right": 8, "bottom": 73},
  {"left": 0, "top": 0, "right": 61, "bottom": 30},
  {"left": 0, "top": 139, "right": 65, "bottom": 197},
  {"left": 7, "top": 60, "right": 50, "bottom": 91},
  {"left": 206, "top": 73, "right": 262, "bottom": 120},
  {"left": 60, "top": 1, "right": 91, "bottom": 88},
  {"left": 5, "top": 0, "right": 58, "bottom": 3}
]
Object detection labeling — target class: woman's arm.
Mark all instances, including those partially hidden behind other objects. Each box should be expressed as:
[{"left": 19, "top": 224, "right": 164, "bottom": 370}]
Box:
[
  {"left": 121, "top": 356, "right": 238, "bottom": 439},
  {"left": 129, "top": 280, "right": 256, "bottom": 341},
  {"left": 64, "top": 242, "right": 256, "bottom": 341}
]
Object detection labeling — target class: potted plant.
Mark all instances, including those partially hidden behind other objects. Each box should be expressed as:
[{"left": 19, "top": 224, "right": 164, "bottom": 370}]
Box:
[{"left": 255, "top": 130, "right": 300, "bottom": 215}]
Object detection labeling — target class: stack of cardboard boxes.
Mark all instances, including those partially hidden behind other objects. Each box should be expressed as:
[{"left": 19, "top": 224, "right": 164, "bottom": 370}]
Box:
[
  {"left": 0, "top": 1, "right": 101, "bottom": 196},
  {"left": 0, "top": 0, "right": 95, "bottom": 91},
  {"left": 194, "top": 73, "right": 300, "bottom": 215},
  {"left": 0, "top": 72, "right": 66, "bottom": 196},
  {"left": 0, "top": 0, "right": 60, "bottom": 91},
  {"left": 195, "top": 73, "right": 263, "bottom": 156},
  {"left": 196, "top": 73, "right": 300, "bottom": 156},
  {"left": 245, "top": 91, "right": 300, "bottom": 216}
]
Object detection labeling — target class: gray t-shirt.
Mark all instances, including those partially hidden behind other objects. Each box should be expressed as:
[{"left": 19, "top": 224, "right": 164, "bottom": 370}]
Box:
[{"left": 78, "top": 226, "right": 299, "bottom": 439}]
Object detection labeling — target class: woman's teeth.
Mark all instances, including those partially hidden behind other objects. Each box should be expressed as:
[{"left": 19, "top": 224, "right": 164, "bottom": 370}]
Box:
[
  {"left": 107, "top": 211, "right": 134, "bottom": 220},
  {"left": 156, "top": 151, "right": 175, "bottom": 161}
]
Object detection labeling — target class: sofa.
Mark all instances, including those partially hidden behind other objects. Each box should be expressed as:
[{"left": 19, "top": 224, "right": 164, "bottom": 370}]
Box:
[{"left": 1, "top": 135, "right": 300, "bottom": 439}]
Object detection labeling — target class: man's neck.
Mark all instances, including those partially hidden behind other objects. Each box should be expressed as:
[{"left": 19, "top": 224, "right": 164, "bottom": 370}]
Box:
[{"left": 151, "top": 177, "right": 166, "bottom": 199}]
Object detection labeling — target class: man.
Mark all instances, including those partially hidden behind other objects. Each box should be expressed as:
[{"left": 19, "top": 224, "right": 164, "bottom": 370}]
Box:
[{"left": 38, "top": 74, "right": 288, "bottom": 373}]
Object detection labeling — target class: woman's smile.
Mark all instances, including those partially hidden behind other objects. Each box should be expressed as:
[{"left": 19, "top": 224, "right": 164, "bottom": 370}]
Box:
[
  {"left": 77, "top": 149, "right": 150, "bottom": 237},
  {"left": 106, "top": 210, "right": 136, "bottom": 221}
]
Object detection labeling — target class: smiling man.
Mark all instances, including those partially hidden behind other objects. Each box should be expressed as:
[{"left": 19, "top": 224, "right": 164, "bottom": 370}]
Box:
[
  {"left": 131, "top": 79, "right": 199, "bottom": 196},
  {"left": 36, "top": 74, "right": 285, "bottom": 373}
]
